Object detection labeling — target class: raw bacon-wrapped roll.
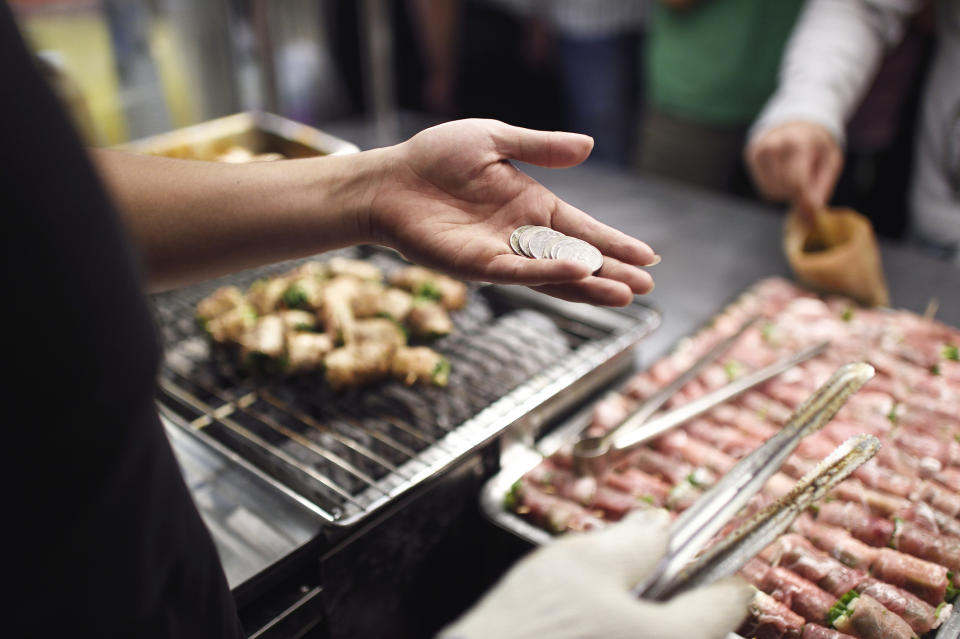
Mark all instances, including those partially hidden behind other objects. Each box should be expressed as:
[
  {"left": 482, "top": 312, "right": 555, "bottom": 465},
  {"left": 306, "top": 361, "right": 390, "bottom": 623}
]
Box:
[
  {"left": 740, "top": 590, "right": 804, "bottom": 639},
  {"left": 760, "top": 533, "right": 944, "bottom": 635},
  {"left": 816, "top": 501, "right": 960, "bottom": 576},
  {"left": 800, "top": 624, "right": 856, "bottom": 639},
  {"left": 795, "top": 516, "right": 949, "bottom": 606},
  {"left": 827, "top": 592, "right": 914, "bottom": 639},
  {"left": 740, "top": 559, "right": 834, "bottom": 625},
  {"left": 523, "top": 460, "right": 650, "bottom": 521},
  {"left": 504, "top": 478, "right": 605, "bottom": 534}
]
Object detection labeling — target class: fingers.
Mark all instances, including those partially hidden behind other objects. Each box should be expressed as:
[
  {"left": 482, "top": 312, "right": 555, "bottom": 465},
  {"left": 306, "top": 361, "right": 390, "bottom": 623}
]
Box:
[
  {"left": 548, "top": 199, "right": 659, "bottom": 267},
  {"left": 490, "top": 120, "right": 594, "bottom": 168},
  {"left": 746, "top": 121, "right": 842, "bottom": 209},
  {"left": 485, "top": 243, "right": 653, "bottom": 306},
  {"left": 553, "top": 509, "right": 672, "bottom": 588},
  {"left": 529, "top": 255, "right": 652, "bottom": 306},
  {"left": 532, "top": 279, "right": 634, "bottom": 307},
  {"left": 809, "top": 143, "right": 843, "bottom": 210},
  {"left": 482, "top": 252, "right": 592, "bottom": 284},
  {"left": 596, "top": 255, "right": 655, "bottom": 295},
  {"left": 635, "top": 577, "right": 754, "bottom": 639}
]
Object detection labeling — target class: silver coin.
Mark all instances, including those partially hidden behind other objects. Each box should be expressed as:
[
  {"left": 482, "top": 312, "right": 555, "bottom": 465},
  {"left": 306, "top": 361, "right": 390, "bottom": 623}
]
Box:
[
  {"left": 510, "top": 225, "right": 534, "bottom": 256},
  {"left": 527, "top": 228, "right": 564, "bottom": 258},
  {"left": 547, "top": 237, "right": 581, "bottom": 259},
  {"left": 542, "top": 234, "right": 573, "bottom": 259},
  {"left": 552, "top": 238, "right": 604, "bottom": 274},
  {"left": 517, "top": 225, "right": 546, "bottom": 257}
]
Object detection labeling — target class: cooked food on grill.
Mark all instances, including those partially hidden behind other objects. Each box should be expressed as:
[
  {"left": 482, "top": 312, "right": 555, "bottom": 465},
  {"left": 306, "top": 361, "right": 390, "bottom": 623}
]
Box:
[
  {"left": 195, "top": 258, "right": 462, "bottom": 388},
  {"left": 282, "top": 275, "right": 325, "bottom": 310},
  {"left": 197, "top": 288, "right": 256, "bottom": 343},
  {"left": 196, "top": 285, "right": 246, "bottom": 321},
  {"left": 324, "top": 341, "right": 395, "bottom": 390},
  {"left": 391, "top": 346, "right": 450, "bottom": 386},
  {"left": 328, "top": 256, "right": 384, "bottom": 282},
  {"left": 407, "top": 300, "right": 455, "bottom": 338},
  {"left": 351, "top": 282, "right": 416, "bottom": 322},
  {"left": 389, "top": 265, "right": 468, "bottom": 310},
  {"left": 286, "top": 331, "right": 334, "bottom": 373},
  {"left": 353, "top": 318, "right": 406, "bottom": 348},
  {"left": 504, "top": 277, "right": 960, "bottom": 636},
  {"left": 240, "top": 314, "right": 285, "bottom": 358},
  {"left": 278, "top": 309, "right": 317, "bottom": 332}
]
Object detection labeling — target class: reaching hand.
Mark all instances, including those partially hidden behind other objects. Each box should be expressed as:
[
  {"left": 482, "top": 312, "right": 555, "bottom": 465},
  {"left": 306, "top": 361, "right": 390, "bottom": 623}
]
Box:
[
  {"left": 366, "top": 119, "right": 658, "bottom": 307},
  {"left": 438, "top": 509, "right": 753, "bottom": 639},
  {"left": 745, "top": 121, "right": 843, "bottom": 217}
]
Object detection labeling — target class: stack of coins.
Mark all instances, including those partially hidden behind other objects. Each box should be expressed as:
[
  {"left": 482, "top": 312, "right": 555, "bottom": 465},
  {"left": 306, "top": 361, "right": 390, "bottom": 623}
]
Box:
[{"left": 509, "top": 225, "right": 604, "bottom": 274}]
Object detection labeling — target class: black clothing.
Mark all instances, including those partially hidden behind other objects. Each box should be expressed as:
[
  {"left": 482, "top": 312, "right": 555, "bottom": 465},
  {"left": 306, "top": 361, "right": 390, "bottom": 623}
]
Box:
[{"left": 2, "top": 5, "right": 242, "bottom": 637}]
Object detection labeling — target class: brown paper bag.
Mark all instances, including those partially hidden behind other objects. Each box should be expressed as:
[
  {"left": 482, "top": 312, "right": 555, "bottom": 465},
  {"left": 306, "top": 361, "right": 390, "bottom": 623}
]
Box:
[{"left": 783, "top": 207, "right": 890, "bottom": 307}]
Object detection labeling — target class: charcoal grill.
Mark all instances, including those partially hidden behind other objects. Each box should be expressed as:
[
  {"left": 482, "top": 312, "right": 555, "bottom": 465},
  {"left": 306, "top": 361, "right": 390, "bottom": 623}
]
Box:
[{"left": 153, "top": 247, "right": 660, "bottom": 533}]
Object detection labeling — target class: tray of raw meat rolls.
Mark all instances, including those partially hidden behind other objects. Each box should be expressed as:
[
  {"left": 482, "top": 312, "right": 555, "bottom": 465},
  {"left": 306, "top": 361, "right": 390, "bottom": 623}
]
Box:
[{"left": 482, "top": 277, "right": 960, "bottom": 639}]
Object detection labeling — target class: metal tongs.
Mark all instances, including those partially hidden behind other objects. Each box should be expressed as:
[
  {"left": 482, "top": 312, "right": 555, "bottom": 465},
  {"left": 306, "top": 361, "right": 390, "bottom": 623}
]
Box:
[
  {"left": 574, "top": 314, "right": 830, "bottom": 476},
  {"left": 634, "top": 362, "right": 879, "bottom": 601}
]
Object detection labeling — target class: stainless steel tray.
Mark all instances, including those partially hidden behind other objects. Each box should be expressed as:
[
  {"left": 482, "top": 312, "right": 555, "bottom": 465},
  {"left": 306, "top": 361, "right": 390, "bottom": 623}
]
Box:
[
  {"left": 154, "top": 248, "right": 661, "bottom": 530},
  {"left": 482, "top": 401, "right": 596, "bottom": 546},
  {"left": 479, "top": 280, "right": 959, "bottom": 639},
  {"left": 117, "top": 111, "right": 359, "bottom": 159}
]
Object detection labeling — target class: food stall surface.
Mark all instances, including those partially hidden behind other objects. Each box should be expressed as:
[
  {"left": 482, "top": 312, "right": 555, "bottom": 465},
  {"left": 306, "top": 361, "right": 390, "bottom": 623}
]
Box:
[{"left": 160, "top": 118, "right": 960, "bottom": 638}]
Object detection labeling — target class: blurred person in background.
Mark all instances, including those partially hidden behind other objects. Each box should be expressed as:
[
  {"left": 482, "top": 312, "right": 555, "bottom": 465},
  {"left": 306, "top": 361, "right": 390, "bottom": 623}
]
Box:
[
  {"left": 410, "top": 0, "right": 647, "bottom": 166},
  {"left": 639, "top": 0, "right": 803, "bottom": 196},
  {"left": 746, "top": 0, "right": 959, "bottom": 263}
]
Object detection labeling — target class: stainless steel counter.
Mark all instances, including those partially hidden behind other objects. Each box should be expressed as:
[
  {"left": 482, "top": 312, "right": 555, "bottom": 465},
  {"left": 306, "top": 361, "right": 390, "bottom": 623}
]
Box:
[{"left": 163, "top": 417, "right": 321, "bottom": 590}]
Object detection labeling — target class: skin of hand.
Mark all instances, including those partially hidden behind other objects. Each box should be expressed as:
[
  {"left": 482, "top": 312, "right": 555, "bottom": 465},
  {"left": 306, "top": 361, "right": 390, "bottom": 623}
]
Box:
[
  {"left": 366, "top": 119, "right": 657, "bottom": 306},
  {"left": 745, "top": 121, "right": 844, "bottom": 217},
  {"left": 438, "top": 509, "right": 753, "bottom": 639},
  {"left": 93, "top": 119, "right": 656, "bottom": 305}
]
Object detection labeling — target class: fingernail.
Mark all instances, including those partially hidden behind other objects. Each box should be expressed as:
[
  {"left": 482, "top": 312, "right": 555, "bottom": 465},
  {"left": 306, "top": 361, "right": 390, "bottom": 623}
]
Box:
[{"left": 646, "top": 254, "right": 662, "bottom": 267}]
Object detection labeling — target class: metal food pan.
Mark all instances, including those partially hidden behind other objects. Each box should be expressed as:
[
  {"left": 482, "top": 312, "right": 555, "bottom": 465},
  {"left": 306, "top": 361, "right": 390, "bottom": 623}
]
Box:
[
  {"left": 117, "top": 111, "right": 359, "bottom": 159},
  {"left": 154, "top": 247, "right": 661, "bottom": 530},
  {"left": 480, "top": 280, "right": 959, "bottom": 639}
]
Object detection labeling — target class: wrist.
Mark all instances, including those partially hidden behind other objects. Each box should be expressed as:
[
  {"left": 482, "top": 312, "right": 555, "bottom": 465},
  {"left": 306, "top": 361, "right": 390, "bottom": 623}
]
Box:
[{"left": 321, "top": 145, "right": 397, "bottom": 247}]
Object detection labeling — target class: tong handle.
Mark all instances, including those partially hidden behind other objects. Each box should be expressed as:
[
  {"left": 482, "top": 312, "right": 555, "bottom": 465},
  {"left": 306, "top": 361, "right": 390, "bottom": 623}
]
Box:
[
  {"left": 635, "top": 362, "right": 875, "bottom": 600},
  {"left": 612, "top": 340, "right": 830, "bottom": 453}
]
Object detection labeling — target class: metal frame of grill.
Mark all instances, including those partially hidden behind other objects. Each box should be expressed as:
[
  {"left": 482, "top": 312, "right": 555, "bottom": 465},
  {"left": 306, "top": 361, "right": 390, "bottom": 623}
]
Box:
[{"left": 154, "top": 249, "right": 660, "bottom": 528}]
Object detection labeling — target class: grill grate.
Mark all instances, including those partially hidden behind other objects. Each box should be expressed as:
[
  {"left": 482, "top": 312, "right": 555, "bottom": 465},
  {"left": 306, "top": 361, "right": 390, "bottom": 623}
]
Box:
[{"left": 153, "top": 249, "right": 659, "bottom": 526}]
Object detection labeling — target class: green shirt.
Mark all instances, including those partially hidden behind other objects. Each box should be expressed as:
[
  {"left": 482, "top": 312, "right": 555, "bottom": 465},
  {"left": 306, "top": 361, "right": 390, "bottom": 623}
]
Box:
[{"left": 646, "top": 0, "right": 804, "bottom": 126}]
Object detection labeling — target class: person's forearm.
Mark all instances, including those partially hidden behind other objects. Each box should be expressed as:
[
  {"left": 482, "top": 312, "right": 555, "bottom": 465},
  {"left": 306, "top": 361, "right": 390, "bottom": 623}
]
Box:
[
  {"left": 91, "top": 148, "right": 387, "bottom": 292},
  {"left": 751, "top": 0, "right": 920, "bottom": 145}
]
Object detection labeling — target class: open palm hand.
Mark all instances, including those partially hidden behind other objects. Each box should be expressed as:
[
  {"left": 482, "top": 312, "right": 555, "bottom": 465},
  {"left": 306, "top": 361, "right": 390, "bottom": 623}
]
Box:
[{"left": 369, "top": 119, "right": 657, "bottom": 306}]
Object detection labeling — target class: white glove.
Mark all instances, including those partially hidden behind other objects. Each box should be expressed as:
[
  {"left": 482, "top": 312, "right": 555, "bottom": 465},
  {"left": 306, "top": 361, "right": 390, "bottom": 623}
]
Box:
[{"left": 439, "top": 509, "right": 752, "bottom": 639}]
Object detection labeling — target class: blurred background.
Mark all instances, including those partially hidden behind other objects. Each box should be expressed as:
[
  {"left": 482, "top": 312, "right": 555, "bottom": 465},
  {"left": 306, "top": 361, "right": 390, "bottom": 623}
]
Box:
[{"left": 9, "top": 0, "right": 936, "bottom": 241}]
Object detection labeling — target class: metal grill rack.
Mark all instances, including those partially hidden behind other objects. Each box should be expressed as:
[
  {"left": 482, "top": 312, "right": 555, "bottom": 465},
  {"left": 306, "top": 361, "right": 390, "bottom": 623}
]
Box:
[{"left": 153, "top": 249, "right": 660, "bottom": 528}]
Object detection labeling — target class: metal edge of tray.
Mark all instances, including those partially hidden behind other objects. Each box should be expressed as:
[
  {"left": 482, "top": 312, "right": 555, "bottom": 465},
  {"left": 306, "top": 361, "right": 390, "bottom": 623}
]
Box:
[
  {"left": 328, "top": 288, "right": 662, "bottom": 528},
  {"left": 479, "top": 281, "right": 958, "bottom": 638},
  {"left": 480, "top": 401, "right": 595, "bottom": 546},
  {"left": 115, "top": 111, "right": 360, "bottom": 157},
  {"left": 159, "top": 408, "right": 325, "bottom": 594}
]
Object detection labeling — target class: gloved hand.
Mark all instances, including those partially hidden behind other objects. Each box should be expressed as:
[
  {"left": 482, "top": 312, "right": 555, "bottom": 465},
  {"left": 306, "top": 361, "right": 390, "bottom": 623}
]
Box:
[{"left": 439, "top": 509, "right": 752, "bottom": 639}]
